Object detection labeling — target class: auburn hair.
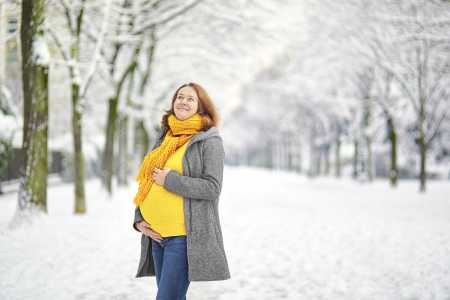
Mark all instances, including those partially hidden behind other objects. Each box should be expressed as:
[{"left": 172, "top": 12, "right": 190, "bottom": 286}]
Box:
[{"left": 161, "top": 83, "right": 220, "bottom": 132}]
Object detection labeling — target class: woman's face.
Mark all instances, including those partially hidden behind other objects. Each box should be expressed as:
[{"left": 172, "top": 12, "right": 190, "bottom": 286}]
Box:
[{"left": 174, "top": 86, "right": 199, "bottom": 121}]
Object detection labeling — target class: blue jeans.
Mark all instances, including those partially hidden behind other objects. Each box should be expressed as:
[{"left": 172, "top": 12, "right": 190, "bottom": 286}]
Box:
[{"left": 152, "top": 236, "right": 190, "bottom": 300}]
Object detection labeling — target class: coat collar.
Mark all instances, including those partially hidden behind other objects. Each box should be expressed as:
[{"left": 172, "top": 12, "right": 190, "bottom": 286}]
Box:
[{"left": 158, "top": 125, "right": 221, "bottom": 144}]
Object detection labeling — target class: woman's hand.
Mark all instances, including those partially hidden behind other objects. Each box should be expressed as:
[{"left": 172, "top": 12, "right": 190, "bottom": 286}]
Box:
[
  {"left": 136, "top": 221, "right": 163, "bottom": 242},
  {"left": 153, "top": 167, "right": 171, "bottom": 186}
]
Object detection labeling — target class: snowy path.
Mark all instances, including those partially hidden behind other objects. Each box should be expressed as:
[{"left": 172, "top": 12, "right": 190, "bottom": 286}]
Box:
[{"left": 1, "top": 167, "right": 449, "bottom": 300}]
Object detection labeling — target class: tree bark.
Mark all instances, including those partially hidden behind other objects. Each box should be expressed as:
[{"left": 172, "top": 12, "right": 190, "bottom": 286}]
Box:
[
  {"left": 353, "top": 139, "right": 358, "bottom": 180},
  {"left": 134, "top": 119, "right": 149, "bottom": 169},
  {"left": 419, "top": 137, "right": 426, "bottom": 192},
  {"left": 72, "top": 83, "right": 85, "bottom": 212},
  {"left": 71, "top": 3, "right": 86, "bottom": 213},
  {"left": 365, "top": 103, "right": 373, "bottom": 182},
  {"left": 367, "top": 135, "right": 373, "bottom": 182},
  {"left": 325, "top": 145, "right": 330, "bottom": 176},
  {"left": 418, "top": 45, "right": 426, "bottom": 193},
  {"left": 18, "top": 0, "right": 49, "bottom": 214},
  {"left": 310, "top": 125, "right": 316, "bottom": 177},
  {"left": 287, "top": 133, "right": 293, "bottom": 171},
  {"left": 102, "top": 97, "right": 118, "bottom": 194},
  {"left": 118, "top": 113, "right": 128, "bottom": 186},
  {"left": 335, "top": 133, "right": 341, "bottom": 178},
  {"left": 102, "top": 57, "right": 137, "bottom": 193},
  {"left": 387, "top": 117, "right": 397, "bottom": 187}
]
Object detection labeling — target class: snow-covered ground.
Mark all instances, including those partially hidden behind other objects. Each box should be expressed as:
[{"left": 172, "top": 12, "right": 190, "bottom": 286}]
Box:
[{"left": 1, "top": 167, "right": 449, "bottom": 300}]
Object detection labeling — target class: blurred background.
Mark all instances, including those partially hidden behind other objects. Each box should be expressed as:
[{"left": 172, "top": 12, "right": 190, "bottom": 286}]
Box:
[{"left": 1, "top": 0, "right": 450, "bottom": 299}]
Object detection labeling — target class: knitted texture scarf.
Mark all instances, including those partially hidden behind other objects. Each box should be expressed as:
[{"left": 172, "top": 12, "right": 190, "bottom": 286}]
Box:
[{"left": 133, "top": 113, "right": 204, "bottom": 207}]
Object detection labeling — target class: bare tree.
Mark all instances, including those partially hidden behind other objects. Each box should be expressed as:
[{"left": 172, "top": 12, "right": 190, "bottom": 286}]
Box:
[
  {"left": 347, "top": 0, "right": 450, "bottom": 191},
  {"left": 47, "top": 0, "right": 111, "bottom": 212},
  {"left": 13, "top": 0, "right": 50, "bottom": 226}
]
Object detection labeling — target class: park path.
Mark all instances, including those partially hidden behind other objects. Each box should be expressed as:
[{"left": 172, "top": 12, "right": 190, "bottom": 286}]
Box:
[{"left": 1, "top": 167, "right": 449, "bottom": 300}]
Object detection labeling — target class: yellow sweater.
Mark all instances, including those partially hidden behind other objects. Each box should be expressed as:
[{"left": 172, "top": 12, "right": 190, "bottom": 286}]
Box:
[{"left": 139, "top": 141, "right": 188, "bottom": 237}]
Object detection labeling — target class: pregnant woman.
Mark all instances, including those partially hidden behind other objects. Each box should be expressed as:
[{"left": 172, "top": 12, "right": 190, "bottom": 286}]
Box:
[{"left": 132, "top": 83, "right": 230, "bottom": 300}]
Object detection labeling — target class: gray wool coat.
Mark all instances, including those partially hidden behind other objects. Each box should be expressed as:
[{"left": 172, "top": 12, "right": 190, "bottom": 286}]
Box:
[{"left": 133, "top": 125, "right": 231, "bottom": 282}]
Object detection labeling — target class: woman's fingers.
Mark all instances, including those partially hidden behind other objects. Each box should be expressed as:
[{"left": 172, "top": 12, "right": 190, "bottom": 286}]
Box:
[
  {"left": 143, "top": 226, "right": 163, "bottom": 242},
  {"left": 150, "top": 232, "right": 163, "bottom": 242},
  {"left": 152, "top": 236, "right": 162, "bottom": 242}
]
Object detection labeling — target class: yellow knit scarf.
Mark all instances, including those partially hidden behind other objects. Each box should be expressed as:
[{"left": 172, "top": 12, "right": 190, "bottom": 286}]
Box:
[{"left": 133, "top": 113, "right": 204, "bottom": 207}]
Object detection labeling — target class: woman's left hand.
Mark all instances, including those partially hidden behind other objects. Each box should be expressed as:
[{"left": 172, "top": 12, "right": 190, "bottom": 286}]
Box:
[{"left": 153, "top": 167, "right": 171, "bottom": 186}]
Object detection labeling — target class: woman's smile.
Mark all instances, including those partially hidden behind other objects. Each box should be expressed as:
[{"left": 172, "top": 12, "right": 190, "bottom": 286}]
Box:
[{"left": 174, "top": 86, "right": 199, "bottom": 120}]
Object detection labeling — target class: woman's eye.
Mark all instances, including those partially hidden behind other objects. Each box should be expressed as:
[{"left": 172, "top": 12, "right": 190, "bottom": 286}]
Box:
[{"left": 189, "top": 98, "right": 194, "bottom": 101}]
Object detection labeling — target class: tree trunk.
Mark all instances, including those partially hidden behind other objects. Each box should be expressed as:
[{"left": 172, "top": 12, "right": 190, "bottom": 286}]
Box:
[
  {"left": 316, "top": 149, "right": 321, "bottom": 176},
  {"left": 419, "top": 135, "right": 426, "bottom": 192},
  {"left": 277, "top": 137, "right": 282, "bottom": 170},
  {"left": 367, "top": 135, "right": 373, "bottom": 182},
  {"left": 17, "top": 0, "right": 49, "bottom": 215},
  {"left": 102, "top": 58, "right": 137, "bottom": 193},
  {"left": 325, "top": 145, "right": 330, "bottom": 176},
  {"left": 335, "top": 133, "right": 341, "bottom": 178},
  {"left": 287, "top": 133, "right": 293, "bottom": 171},
  {"left": 296, "top": 139, "right": 301, "bottom": 174},
  {"left": 387, "top": 117, "right": 397, "bottom": 187},
  {"left": 246, "top": 146, "right": 251, "bottom": 166},
  {"left": 259, "top": 140, "right": 264, "bottom": 168},
  {"left": 353, "top": 139, "right": 358, "bottom": 180},
  {"left": 418, "top": 85, "right": 426, "bottom": 192},
  {"left": 102, "top": 97, "right": 118, "bottom": 194},
  {"left": 72, "top": 83, "right": 85, "bottom": 213},
  {"left": 365, "top": 104, "right": 373, "bottom": 182},
  {"left": 118, "top": 113, "right": 128, "bottom": 186},
  {"left": 133, "top": 119, "right": 149, "bottom": 174},
  {"left": 260, "top": 141, "right": 265, "bottom": 168},
  {"left": 309, "top": 125, "right": 316, "bottom": 177},
  {"left": 267, "top": 140, "right": 273, "bottom": 170}
]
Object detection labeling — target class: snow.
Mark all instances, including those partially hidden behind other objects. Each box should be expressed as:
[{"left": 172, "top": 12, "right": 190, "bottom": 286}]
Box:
[
  {"left": 32, "top": 36, "right": 51, "bottom": 67},
  {"left": 0, "top": 167, "right": 449, "bottom": 299}
]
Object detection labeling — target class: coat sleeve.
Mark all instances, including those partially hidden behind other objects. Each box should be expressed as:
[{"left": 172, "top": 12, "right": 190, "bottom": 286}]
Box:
[
  {"left": 133, "top": 206, "right": 145, "bottom": 232},
  {"left": 163, "top": 136, "right": 225, "bottom": 200}
]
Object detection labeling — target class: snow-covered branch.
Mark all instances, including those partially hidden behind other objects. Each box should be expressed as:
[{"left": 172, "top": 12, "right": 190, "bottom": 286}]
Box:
[
  {"left": 47, "top": 27, "right": 71, "bottom": 61},
  {"left": 132, "top": 0, "right": 203, "bottom": 34},
  {"left": 79, "top": 0, "right": 111, "bottom": 97}
]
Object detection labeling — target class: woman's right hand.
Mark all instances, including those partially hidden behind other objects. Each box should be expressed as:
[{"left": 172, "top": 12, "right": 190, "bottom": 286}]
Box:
[{"left": 136, "top": 221, "right": 163, "bottom": 242}]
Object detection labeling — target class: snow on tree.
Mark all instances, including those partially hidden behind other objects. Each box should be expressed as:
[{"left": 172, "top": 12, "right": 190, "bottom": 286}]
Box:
[
  {"left": 90, "top": 0, "right": 288, "bottom": 193},
  {"left": 11, "top": 0, "right": 50, "bottom": 227},
  {"left": 45, "top": 0, "right": 111, "bottom": 212},
  {"left": 224, "top": 0, "right": 450, "bottom": 191},
  {"left": 336, "top": 0, "right": 450, "bottom": 191}
]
